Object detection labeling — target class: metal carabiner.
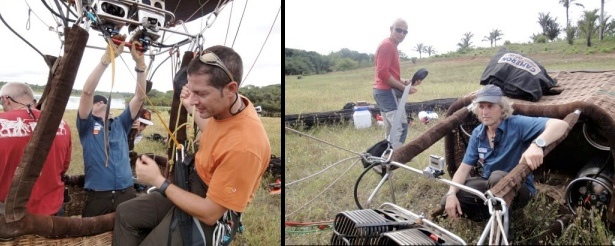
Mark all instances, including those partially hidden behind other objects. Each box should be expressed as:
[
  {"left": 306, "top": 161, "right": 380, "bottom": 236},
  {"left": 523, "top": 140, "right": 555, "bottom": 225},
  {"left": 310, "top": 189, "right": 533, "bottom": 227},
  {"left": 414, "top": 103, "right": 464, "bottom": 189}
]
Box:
[
  {"left": 485, "top": 191, "right": 508, "bottom": 215},
  {"left": 381, "top": 148, "right": 393, "bottom": 163}
]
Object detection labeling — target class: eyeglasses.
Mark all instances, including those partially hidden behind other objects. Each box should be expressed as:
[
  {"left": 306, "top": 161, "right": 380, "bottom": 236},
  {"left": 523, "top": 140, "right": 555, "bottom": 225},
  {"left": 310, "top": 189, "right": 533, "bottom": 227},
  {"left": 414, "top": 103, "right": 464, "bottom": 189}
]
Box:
[
  {"left": 393, "top": 27, "right": 408, "bottom": 35},
  {"left": 3, "top": 95, "right": 36, "bottom": 120},
  {"left": 198, "top": 51, "right": 235, "bottom": 82}
]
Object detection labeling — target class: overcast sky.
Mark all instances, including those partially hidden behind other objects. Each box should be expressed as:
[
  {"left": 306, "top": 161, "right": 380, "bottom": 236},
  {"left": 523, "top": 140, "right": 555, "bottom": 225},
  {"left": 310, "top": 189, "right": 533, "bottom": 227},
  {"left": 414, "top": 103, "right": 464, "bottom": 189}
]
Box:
[
  {"left": 0, "top": 0, "right": 281, "bottom": 93},
  {"left": 286, "top": 0, "right": 609, "bottom": 57}
]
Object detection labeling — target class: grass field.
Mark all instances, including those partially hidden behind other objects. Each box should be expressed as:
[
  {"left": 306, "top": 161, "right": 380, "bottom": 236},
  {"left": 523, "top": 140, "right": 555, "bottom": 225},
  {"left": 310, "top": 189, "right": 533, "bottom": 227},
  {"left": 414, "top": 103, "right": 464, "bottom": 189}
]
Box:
[
  {"left": 60, "top": 108, "right": 281, "bottom": 246},
  {"left": 285, "top": 39, "right": 615, "bottom": 244}
]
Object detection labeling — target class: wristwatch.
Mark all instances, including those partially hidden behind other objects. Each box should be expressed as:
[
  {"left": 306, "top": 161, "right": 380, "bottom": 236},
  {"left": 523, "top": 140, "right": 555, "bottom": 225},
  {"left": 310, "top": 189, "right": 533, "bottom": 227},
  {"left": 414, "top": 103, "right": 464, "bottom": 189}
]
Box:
[
  {"left": 157, "top": 179, "right": 171, "bottom": 197},
  {"left": 533, "top": 138, "right": 547, "bottom": 150}
]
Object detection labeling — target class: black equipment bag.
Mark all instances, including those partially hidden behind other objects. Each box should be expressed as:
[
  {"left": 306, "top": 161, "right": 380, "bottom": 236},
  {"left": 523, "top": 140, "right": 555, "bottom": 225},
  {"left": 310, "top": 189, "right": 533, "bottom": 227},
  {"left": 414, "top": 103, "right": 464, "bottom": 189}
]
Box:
[
  {"left": 361, "top": 139, "right": 392, "bottom": 169},
  {"left": 480, "top": 47, "right": 558, "bottom": 102},
  {"left": 169, "top": 154, "right": 242, "bottom": 246}
]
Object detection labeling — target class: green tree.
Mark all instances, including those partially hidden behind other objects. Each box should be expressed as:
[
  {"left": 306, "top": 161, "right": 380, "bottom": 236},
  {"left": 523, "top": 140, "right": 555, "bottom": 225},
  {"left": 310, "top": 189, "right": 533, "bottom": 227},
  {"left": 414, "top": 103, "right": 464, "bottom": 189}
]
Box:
[
  {"left": 284, "top": 48, "right": 335, "bottom": 75},
  {"left": 457, "top": 32, "right": 474, "bottom": 51},
  {"left": 606, "top": 19, "right": 615, "bottom": 36},
  {"left": 483, "top": 29, "right": 504, "bottom": 47},
  {"left": 413, "top": 43, "right": 425, "bottom": 59},
  {"left": 530, "top": 33, "right": 539, "bottom": 43},
  {"left": 538, "top": 12, "right": 551, "bottom": 34},
  {"left": 537, "top": 13, "right": 561, "bottom": 41},
  {"left": 599, "top": 14, "right": 613, "bottom": 38},
  {"left": 147, "top": 88, "right": 164, "bottom": 98},
  {"left": 546, "top": 18, "right": 562, "bottom": 41},
  {"left": 398, "top": 50, "right": 410, "bottom": 61},
  {"left": 559, "top": 0, "right": 585, "bottom": 28},
  {"left": 578, "top": 9, "right": 600, "bottom": 46},
  {"left": 424, "top": 46, "right": 436, "bottom": 57},
  {"left": 565, "top": 26, "right": 577, "bottom": 45},
  {"left": 334, "top": 58, "right": 358, "bottom": 71},
  {"left": 241, "top": 84, "right": 281, "bottom": 113}
]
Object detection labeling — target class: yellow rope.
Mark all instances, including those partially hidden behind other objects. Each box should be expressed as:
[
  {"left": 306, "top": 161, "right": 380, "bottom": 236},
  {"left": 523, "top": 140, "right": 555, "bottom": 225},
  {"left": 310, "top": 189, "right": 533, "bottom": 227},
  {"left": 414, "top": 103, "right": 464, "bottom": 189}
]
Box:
[
  {"left": 168, "top": 99, "right": 184, "bottom": 172},
  {"left": 166, "top": 99, "right": 198, "bottom": 172},
  {"left": 186, "top": 106, "right": 196, "bottom": 153}
]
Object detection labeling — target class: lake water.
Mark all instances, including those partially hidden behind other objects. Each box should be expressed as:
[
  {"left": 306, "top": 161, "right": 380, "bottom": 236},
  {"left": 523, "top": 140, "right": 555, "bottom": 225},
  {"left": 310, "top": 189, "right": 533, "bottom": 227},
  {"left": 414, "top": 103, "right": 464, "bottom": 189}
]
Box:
[{"left": 34, "top": 95, "right": 126, "bottom": 110}]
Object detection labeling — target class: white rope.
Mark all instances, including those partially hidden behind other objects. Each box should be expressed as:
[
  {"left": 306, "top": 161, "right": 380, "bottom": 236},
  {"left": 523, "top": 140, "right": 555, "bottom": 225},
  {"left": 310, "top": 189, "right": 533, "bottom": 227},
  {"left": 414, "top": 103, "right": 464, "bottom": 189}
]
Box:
[
  {"left": 285, "top": 159, "right": 359, "bottom": 218},
  {"left": 285, "top": 127, "right": 364, "bottom": 156},
  {"left": 495, "top": 210, "right": 509, "bottom": 245},
  {"left": 489, "top": 214, "right": 496, "bottom": 245},
  {"left": 285, "top": 156, "right": 358, "bottom": 187},
  {"left": 26, "top": 0, "right": 55, "bottom": 29},
  {"left": 192, "top": 217, "right": 207, "bottom": 244},
  {"left": 487, "top": 209, "right": 509, "bottom": 245}
]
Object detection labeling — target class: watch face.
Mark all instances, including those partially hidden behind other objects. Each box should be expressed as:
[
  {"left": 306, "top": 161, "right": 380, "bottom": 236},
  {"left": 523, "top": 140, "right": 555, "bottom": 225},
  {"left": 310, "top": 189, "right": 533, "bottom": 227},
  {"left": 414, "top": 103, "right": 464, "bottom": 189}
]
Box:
[{"left": 535, "top": 138, "right": 546, "bottom": 147}]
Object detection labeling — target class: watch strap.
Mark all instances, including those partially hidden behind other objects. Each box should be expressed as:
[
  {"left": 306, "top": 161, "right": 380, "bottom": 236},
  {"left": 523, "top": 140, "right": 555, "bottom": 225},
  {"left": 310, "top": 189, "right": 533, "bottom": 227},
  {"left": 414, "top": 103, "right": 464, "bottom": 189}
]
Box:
[
  {"left": 158, "top": 179, "right": 171, "bottom": 197},
  {"left": 532, "top": 141, "right": 546, "bottom": 150}
]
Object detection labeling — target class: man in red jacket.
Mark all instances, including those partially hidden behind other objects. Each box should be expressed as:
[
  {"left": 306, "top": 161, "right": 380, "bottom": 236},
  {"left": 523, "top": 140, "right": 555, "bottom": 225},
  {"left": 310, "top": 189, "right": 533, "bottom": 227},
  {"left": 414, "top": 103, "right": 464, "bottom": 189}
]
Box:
[{"left": 0, "top": 82, "right": 72, "bottom": 215}]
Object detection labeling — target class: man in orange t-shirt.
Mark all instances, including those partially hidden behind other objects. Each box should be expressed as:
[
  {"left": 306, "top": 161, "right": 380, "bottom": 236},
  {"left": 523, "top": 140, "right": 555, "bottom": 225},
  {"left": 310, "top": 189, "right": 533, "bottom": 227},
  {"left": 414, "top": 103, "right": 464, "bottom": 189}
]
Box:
[{"left": 113, "top": 45, "right": 271, "bottom": 245}]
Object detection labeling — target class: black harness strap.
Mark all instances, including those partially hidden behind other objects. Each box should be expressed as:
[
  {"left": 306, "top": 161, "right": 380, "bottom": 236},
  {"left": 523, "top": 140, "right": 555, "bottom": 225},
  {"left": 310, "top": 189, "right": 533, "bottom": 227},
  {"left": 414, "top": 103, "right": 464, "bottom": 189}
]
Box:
[{"left": 169, "top": 154, "right": 242, "bottom": 246}]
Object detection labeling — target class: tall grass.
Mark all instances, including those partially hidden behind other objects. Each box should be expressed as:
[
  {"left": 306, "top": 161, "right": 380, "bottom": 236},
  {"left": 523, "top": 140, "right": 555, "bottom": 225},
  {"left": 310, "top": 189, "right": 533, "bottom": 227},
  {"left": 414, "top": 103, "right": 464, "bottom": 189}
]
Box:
[
  {"left": 62, "top": 109, "right": 280, "bottom": 245},
  {"left": 285, "top": 40, "right": 615, "bottom": 245}
]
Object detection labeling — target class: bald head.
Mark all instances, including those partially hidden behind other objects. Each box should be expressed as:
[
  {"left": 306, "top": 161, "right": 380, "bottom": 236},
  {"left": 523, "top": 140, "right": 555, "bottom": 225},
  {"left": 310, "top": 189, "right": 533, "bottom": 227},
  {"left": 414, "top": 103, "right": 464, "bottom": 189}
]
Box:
[
  {"left": 392, "top": 18, "right": 407, "bottom": 27},
  {"left": 0, "top": 82, "right": 35, "bottom": 111},
  {"left": 0, "top": 82, "right": 34, "bottom": 100},
  {"left": 389, "top": 18, "right": 408, "bottom": 45}
]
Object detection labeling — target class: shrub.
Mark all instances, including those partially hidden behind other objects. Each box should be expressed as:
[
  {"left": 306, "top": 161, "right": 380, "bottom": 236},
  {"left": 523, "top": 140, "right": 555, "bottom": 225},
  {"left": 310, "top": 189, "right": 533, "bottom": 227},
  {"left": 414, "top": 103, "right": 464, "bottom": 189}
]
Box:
[
  {"left": 536, "top": 35, "right": 548, "bottom": 43},
  {"left": 566, "top": 26, "right": 576, "bottom": 45},
  {"left": 600, "top": 47, "right": 614, "bottom": 53}
]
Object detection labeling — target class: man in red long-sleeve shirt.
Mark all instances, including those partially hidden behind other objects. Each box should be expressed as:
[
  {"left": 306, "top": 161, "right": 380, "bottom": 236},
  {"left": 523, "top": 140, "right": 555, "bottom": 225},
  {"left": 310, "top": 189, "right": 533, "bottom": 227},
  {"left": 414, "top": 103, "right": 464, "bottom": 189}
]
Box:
[{"left": 372, "top": 18, "right": 422, "bottom": 149}]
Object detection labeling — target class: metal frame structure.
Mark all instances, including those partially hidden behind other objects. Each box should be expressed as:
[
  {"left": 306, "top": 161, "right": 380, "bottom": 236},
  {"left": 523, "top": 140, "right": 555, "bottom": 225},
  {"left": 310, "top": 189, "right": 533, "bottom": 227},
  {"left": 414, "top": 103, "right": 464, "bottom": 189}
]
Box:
[{"left": 357, "top": 155, "right": 512, "bottom": 245}]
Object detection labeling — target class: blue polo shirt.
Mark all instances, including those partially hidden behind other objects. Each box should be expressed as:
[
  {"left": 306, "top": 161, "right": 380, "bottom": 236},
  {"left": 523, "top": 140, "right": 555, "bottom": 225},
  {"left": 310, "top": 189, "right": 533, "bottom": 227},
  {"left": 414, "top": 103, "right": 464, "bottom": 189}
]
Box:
[
  {"left": 77, "top": 106, "right": 135, "bottom": 191},
  {"left": 462, "top": 115, "right": 549, "bottom": 195}
]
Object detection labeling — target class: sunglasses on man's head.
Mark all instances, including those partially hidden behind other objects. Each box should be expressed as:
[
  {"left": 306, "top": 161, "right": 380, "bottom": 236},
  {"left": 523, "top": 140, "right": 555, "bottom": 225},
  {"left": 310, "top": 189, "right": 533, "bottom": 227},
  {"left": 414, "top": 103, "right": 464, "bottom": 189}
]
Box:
[
  {"left": 198, "top": 51, "right": 235, "bottom": 82},
  {"left": 394, "top": 27, "right": 408, "bottom": 35}
]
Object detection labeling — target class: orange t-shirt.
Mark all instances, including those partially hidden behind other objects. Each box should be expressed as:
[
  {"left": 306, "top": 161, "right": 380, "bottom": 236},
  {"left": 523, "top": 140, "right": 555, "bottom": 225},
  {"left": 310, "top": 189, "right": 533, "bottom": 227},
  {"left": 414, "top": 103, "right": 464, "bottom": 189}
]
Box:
[{"left": 195, "top": 96, "right": 271, "bottom": 212}]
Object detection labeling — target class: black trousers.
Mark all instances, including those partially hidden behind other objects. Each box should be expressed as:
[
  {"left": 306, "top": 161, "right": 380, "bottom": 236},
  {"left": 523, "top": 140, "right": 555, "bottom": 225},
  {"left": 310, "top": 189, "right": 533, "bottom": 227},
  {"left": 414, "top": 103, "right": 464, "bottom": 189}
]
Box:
[
  {"left": 113, "top": 169, "right": 240, "bottom": 246},
  {"left": 82, "top": 187, "right": 136, "bottom": 217},
  {"left": 113, "top": 192, "right": 177, "bottom": 245},
  {"left": 440, "top": 170, "right": 532, "bottom": 221}
]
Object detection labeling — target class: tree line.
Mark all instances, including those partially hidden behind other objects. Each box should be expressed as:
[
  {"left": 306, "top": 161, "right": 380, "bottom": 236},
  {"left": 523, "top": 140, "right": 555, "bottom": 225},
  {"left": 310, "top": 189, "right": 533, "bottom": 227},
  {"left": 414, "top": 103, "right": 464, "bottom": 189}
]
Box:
[
  {"left": 286, "top": 48, "right": 376, "bottom": 75},
  {"left": 0, "top": 82, "right": 281, "bottom": 115},
  {"left": 457, "top": 6, "right": 614, "bottom": 51}
]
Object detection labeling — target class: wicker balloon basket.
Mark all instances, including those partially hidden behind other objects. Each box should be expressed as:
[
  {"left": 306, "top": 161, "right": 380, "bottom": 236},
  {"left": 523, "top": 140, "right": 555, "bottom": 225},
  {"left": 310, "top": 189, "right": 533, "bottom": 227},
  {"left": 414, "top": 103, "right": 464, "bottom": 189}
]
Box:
[
  {"left": 0, "top": 175, "right": 113, "bottom": 245},
  {"left": 0, "top": 232, "right": 112, "bottom": 246}
]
